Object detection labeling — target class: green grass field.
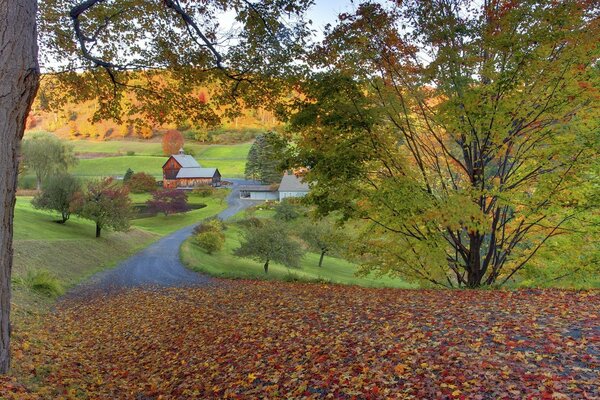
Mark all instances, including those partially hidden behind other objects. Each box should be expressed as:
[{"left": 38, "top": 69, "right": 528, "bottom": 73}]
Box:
[
  {"left": 67, "top": 142, "right": 251, "bottom": 179},
  {"left": 12, "top": 198, "right": 159, "bottom": 313},
  {"left": 181, "top": 224, "right": 415, "bottom": 288}
]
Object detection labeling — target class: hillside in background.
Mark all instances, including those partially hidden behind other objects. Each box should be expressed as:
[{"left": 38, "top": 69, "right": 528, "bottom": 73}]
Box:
[{"left": 26, "top": 78, "right": 281, "bottom": 144}]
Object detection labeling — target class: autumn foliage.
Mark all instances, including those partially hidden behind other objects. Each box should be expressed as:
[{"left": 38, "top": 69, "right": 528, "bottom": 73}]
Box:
[
  {"left": 125, "top": 172, "right": 157, "bottom": 193},
  {"left": 161, "top": 129, "right": 184, "bottom": 156},
  {"left": 5, "top": 283, "right": 598, "bottom": 398},
  {"left": 146, "top": 189, "right": 190, "bottom": 216}
]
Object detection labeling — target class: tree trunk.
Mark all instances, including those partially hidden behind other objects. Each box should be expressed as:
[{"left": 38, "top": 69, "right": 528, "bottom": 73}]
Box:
[
  {"left": 0, "top": 0, "right": 40, "bottom": 373},
  {"left": 96, "top": 224, "right": 102, "bottom": 238},
  {"left": 318, "top": 250, "right": 326, "bottom": 268},
  {"left": 264, "top": 259, "right": 269, "bottom": 273},
  {"left": 466, "top": 233, "right": 484, "bottom": 288}
]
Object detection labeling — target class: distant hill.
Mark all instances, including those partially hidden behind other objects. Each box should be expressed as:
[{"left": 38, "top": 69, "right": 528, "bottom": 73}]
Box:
[{"left": 26, "top": 80, "right": 281, "bottom": 144}]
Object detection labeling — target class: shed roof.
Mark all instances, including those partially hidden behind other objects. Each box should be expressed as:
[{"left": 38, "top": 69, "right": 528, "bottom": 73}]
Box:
[
  {"left": 239, "top": 185, "right": 278, "bottom": 192},
  {"left": 176, "top": 167, "right": 218, "bottom": 179},
  {"left": 171, "top": 154, "right": 200, "bottom": 168},
  {"left": 279, "top": 173, "right": 309, "bottom": 192}
]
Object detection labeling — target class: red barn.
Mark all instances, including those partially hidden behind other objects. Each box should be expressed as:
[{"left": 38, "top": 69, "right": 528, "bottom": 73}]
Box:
[{"left": 162, "top": 149, "right": 221, "bottom": 189}]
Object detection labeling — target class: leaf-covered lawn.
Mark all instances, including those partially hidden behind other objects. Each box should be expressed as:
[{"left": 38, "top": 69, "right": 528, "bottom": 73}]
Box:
[{"left": 5, "top": 283, "right": 599, "bottom": 399}]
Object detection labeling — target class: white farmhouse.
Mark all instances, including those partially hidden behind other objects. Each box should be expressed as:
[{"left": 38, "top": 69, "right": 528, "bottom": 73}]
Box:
[
  {"left": 278, "top": 173, "right": 309, "bottom": 200},
  {"left": 239, "top": 172, "right": 309, "bottom": 201}
]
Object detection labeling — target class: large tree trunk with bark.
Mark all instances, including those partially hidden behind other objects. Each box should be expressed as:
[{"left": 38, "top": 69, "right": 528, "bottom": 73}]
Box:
[{"left": 0, "top": 0, "right": 39, "bottom": 373}]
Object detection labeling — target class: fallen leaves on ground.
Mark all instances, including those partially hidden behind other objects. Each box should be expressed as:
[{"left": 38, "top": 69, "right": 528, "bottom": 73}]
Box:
[{"left": 4, "top": 282, "right": 599, "bottom": 399}]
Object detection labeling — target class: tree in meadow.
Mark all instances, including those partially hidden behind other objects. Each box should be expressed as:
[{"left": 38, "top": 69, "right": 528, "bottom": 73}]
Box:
[
  {"left": 162, "top": 129, "right": 185, "bottom": 156},
  {"left": 147, "top": 190, "right": 190, "bottom": 216},
  {"left": 235, "top": 222, "right": 304, "bottom": 273},
  {"left": 32, "top": 173, "right": 81, "bottom": 224},
  {"left": 300, "top": 219, "right": 347, "bottom": 268},
  {"left": 292, "top": 1, "right": 600, "bottom": 288},
  {"left": 76, "top": 178, "right": 131, "bottom": 238},
  {"left": 21, "top": 132, "right": 78, "bottom": 190}
]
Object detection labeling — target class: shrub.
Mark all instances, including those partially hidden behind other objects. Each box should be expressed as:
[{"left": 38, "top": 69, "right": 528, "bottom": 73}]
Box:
[
  {"left": 236, "top": 216, "right": 263, "bottom": 229},
  {"left": 274, "top": 200, "right": 300, "bottom": 221},
  {"left": 193, "top": 187, "right": 216, "bottom": 197},
  {"left": 127, "top": 172, "right": 157, "bottom": 193},
  {"left": 126, "top": 150, "right": 135, "bottom": 156},
  {"left": 16, "top": 270, "right": 64, "bottom": 298},
  {"left": 194, "top": 231, "right": 225, "bottom": 254},
  {"left": 193, "top": 217, "right": 226, "bottom": 235}
]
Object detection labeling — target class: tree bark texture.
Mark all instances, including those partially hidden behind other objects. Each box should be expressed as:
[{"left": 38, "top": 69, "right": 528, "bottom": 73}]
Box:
[
  {"left": 264, "top": 259, "right": 269, "bottom": 273},
  {"left": 0, "top": 0, "right": 39, "bottom": 373}
]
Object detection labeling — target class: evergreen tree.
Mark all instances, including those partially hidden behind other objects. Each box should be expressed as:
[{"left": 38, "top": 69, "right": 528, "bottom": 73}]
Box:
[{"left": 244, "top": 132, "right": 288, "bottom": 184}]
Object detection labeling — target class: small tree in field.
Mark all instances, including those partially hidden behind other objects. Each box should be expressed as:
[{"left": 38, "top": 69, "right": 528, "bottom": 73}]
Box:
[
  {"left": 31, "top": 173, "right": 80, "bottom": 224},
  {"left": 147, "top": 190, "right": 190, "bottom": 216},
  {"left": 235, "top": 223, "right": 304, "bottom": 273},
  {"left": 162, "top": 129, "right": 184, "bottom": 155},
  {"left": 195, "top": 231, "right": 225, "bottom": 254},
  {"left": 300, "top": 220, "right": 347, "bottom": 268},
  {"left": 77, "top": 178, "right": 131, "bottom": 238},
  {"left": 123, "top": 168, "right": 134, "bottom": 183},
  {"left": 21, "top": 132, "right": 78, "bottom": 190},
  {"left": 126, "top": 172, "right": 157, "bottom": 193},
  {"left": 274, "top": 200, "right": 301, "bottom": 221}
]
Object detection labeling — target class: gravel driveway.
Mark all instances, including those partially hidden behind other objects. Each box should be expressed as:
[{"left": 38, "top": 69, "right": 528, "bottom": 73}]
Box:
[{"left": 68, "top": 179, "right": 260, "bottom": 294}]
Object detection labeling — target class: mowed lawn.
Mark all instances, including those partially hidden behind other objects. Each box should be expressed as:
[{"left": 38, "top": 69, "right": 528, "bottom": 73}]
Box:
[
  {"left": 68, "top": 142, "right": 252, "bottom": 178},
  {"left": 181, "top": 224, "right": 415, "bottom": 288},
  {"left": 5, "top": 284, "right": 598, "bottom": 398}
]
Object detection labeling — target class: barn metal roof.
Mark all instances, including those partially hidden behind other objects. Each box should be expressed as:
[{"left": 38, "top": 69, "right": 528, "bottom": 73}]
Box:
[
  {"left": 176, "top": 167, "right": 218, "bottom": 179},
  {"left": 278, "top": 173, "right": 309, "bottom": 192},
  {"left": 172, "top": 154, "right": 201, "bottom": 168},
  {"left": 239, "top": 185, "right": 278, "bottom": 192}
]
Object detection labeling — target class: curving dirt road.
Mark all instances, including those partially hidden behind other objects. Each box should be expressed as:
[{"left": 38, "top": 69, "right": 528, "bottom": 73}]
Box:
[{"left": 69, "top": 179, "right": 259, "bottom": 294}]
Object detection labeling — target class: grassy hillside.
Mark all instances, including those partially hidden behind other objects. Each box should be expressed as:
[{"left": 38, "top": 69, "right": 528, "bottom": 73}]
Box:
[
  {"left": 12, "top": 198, "right": 158, "bottom": 313},
  {"left": 12, "top": 190, "right": 230, "bottom": 315},
  {"left": 66, "top": 142, "right": 251, "bottom": 179},
  {"left": 181, "top": 224, "right": 415, "bottom": 288}
]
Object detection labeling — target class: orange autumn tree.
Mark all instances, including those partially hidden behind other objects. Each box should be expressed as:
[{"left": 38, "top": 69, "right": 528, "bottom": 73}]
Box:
[{"left": 162, "top": 129, "right": 185, "bottom": 156}]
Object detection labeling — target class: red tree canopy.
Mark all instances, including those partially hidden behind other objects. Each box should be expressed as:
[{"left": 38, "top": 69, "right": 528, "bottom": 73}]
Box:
[
  {"left": 147, "top": 190, "right": 190, "bottom": 216},
  {"left": 162, "top": 130, "right": 184, "bottom": 156}
]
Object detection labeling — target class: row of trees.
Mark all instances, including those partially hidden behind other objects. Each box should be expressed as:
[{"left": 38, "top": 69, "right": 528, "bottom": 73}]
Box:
[
  {"left": 33, "top": 176, "right": 131, "bottom": 237},
  {"left": 33, "top": 174, "right": 194, "bottom": 236},
  {"left": 193, "top": 201, "right": 349, "bottom": 273}
]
